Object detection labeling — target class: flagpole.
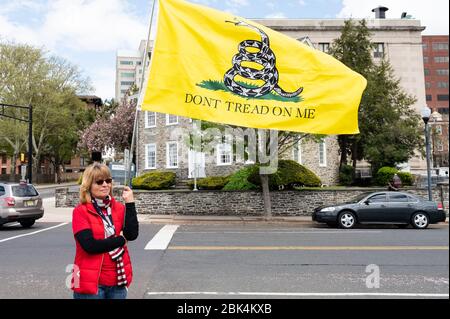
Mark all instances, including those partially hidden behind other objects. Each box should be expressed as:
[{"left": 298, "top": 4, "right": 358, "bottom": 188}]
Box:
[{"left": 126, "top": 0, "right": 158, "bottom": 187}]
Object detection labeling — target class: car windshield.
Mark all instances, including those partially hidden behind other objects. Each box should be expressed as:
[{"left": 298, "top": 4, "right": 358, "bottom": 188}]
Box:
[
  {"left": 345, "top": 192, "right": 373, "bottom": 204},
  {"left": 11, "top": 185, "right": 38, "bottom": 197}
]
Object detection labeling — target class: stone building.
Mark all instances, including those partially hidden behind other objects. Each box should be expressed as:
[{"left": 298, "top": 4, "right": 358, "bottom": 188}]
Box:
[{"left": 130, "top": 7, "right": 428, "bottom": 185}]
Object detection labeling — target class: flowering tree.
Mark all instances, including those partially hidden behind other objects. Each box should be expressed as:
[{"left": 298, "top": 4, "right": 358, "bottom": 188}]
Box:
[{"left": 78, "top": 99, "right": 136, "bottom": 153}]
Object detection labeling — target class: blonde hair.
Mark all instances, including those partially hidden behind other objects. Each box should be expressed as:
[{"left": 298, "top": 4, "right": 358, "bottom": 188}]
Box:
[{"left": 80, "top": 163, "right": 113, "bottom": 204}]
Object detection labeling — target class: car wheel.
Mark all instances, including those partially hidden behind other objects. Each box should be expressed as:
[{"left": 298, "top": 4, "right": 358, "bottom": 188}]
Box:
[
  {"left": 19, "top": 219, "right": 35, "bottom": 228},
  {"left": 411, "top": 212, "right": 429, "bottom": 229},
  {"left": 338, "top": 211, "right": 356, "bottom": 229}
]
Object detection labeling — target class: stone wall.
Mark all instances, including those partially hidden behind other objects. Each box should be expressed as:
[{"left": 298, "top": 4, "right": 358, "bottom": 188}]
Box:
[{"left": 56, "top": 184, "right": 449, "bottom": 217}]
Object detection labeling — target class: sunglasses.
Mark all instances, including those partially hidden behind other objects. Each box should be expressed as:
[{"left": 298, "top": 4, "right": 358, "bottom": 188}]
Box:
[{"left": 95, "top": 178, "right": 112, "bottom": 186}]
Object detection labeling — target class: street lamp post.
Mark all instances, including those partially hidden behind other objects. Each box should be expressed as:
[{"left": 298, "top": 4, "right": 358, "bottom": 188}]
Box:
[{"left": 421, "top": 106, "right": 433, "bottom": 201}]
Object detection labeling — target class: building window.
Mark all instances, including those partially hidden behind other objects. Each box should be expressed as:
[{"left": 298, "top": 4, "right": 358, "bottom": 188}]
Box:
[
  {"left": 120, "top": 72, "right": 135, "bottom": 78},
  {"left": 423, "top": 56, "right": 429, "bottom": 63},
  {"left": 217, "top": 143, "right": 233, "bottom": 166},
  {"left": 438, "top": 108, "right": 449, "bottom": 115},
  {"left": 145, "top": 112, "right": 156, "bottom": 128},
  {"left": 318, "top": 43, "right": 330, "bottom": 53},
  {"left": 437, "top": 95, "right": 449, "bottom": 101},
  {"left": 434, "top": 56, "right": 449, "bottom": 63},
  {"left": 437, "top": 69, "right": 449, "bottom": 76},
  {"left": 424, "top": 69, "right": 430, "bottom": 76},
  {"left": 437, "top": 82, "right": 449, "bottom": 89},
  {"left": 120, "top": 60, "right": 133, "bottom": 65},
  {"left": 166, "top": 142, "right": 178, "bottom": 168},
  {"left": 166, "top": 114, "right": 178, "bottom": 125},
  {"left": 437, "top": 141, "right": 444, "bottom": 152},
  {"left": 422, "top": 43, "right": 428, "bottom": 50},
  {"left": 319, "top": 139, "right": 327, "bottom": 167},
  {"left": 120, "top": 81, "right": 135, "bottom": 86},
  {"left": 145, "top": 144, "right": 156, "bottom": 169},
  {"left": 293, "top": 140, "right": 302, "bottom": 164},
  {"left": 432, "top": 43, "right": 449, "bottom": 51},
  {"left": 373, "top": 43, "right": 384, "bottom": 58},
  {"left": 425, "top": 82, "right": 432, "bottom": 89},
  {"left": 426, "top": 95, "right": 432, "bottom": 101},
  {"left": 435, "top": 125, "right": 443, "bottom": 135}
]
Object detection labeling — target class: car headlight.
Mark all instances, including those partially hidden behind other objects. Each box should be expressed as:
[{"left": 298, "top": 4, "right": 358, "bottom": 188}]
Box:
[{"left": 321, "top": 207, "right": 336, "bottom": 212}]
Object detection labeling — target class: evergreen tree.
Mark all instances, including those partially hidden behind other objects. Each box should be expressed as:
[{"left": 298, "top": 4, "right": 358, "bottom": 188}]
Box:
[{"left": 328, "top": 20, "right": 423, "bottom": 177}]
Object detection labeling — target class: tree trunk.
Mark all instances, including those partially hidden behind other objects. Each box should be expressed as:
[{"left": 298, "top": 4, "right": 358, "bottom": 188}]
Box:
[
  {"left": 338, "top": 136, "right": 348, "bottom": 171},
  {"left": 351, "top": 143, "right": 358, "bottom": 181},
  {"left": 9, "top": 152, "right": 18, "bottom": 182},
  {"left": 260, "top": 174, "right": 272, "bottom": 220}
]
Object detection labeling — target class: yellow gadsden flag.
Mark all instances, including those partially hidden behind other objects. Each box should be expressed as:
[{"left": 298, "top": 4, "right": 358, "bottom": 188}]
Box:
[{"left": 142, "top": 0, "right": 367, "bottom": 134}]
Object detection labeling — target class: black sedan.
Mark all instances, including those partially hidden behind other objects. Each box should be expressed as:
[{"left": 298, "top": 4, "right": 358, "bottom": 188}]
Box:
[{"left": 312, "top": 191, "right": 446, "bottom": 229}]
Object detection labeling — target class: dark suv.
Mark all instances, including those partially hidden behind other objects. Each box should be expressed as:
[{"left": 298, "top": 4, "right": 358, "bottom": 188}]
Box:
[{"left": 0, "top": 182, "right": 44, "bottom": 228}]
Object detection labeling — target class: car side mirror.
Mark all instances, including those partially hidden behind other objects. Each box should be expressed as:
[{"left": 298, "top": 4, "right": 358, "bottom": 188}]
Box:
[{"left": 364, "top": 200, "right": 370, "bottom": 205}]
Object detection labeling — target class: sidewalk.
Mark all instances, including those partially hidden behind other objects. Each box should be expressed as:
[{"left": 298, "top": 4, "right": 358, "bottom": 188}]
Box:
[{"left": 35, "top": 182, "right": 78, "bottom": 190}]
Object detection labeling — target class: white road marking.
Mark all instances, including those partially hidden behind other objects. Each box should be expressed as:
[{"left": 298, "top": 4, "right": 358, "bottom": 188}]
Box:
[
  {"left": 146, "top": 291, "right": 449, "bottom": 298},
  {"left": 0, "top": 222, "right": 69, "bottom": 243},
  {"left": 145, "top": 225, "right": 179, "bottom": 250}
]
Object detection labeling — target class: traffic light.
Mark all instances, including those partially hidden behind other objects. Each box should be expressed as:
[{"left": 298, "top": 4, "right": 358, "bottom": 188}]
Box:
[{"left": 20, "top": 153, "right": 25, "bottom": 162}]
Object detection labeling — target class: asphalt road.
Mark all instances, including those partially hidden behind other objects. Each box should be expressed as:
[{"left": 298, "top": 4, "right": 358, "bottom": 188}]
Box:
[{"left": 0, "top": 220, "right": 448, "bottom": 299}]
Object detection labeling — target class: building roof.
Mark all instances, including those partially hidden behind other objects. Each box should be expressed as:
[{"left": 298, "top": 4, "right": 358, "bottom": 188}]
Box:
[{"left": 117, "top": 50, "right": 142, "bottom": 58}]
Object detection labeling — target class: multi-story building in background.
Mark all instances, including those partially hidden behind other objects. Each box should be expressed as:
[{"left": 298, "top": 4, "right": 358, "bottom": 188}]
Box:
[
  {"left": 115, "top": 40, "right": 149, "bottom": 102},
  {"left": 122, "top": 7, "right": 433, "bottom": 185},
  {"left": 422, "top": 35, "right": 449, "bottom": 171}
]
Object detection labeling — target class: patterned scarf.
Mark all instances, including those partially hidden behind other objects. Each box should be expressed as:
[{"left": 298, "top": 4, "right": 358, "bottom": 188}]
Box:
[{"left": 92, "top": 196, "right": 128, "bottom": 287}]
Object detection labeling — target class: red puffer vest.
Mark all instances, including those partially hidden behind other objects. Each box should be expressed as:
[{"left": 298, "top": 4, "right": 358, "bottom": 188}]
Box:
[{"left": 71, "top": 197, "right": 133, "bottom": 295}]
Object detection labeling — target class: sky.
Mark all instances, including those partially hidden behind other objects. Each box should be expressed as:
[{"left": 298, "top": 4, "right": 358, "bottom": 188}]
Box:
[{"left": 0, "top": 0, "right": 448, "bottom": 100}]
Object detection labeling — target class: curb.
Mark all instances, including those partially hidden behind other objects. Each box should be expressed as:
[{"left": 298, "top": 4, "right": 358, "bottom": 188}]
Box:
[{"left": 138, "top": 215, "right": 317, "bottom": 225}]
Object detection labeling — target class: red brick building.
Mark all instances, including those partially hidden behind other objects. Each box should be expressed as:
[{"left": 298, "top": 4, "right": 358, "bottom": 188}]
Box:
[{"left": 423, "top": 35, "right": 449, "bottom": 168}]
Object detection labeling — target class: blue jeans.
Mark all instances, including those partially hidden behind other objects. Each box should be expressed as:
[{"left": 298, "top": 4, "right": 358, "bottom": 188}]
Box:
[{"left": 73, "top": 285, "right": 128, "bottom": 299}]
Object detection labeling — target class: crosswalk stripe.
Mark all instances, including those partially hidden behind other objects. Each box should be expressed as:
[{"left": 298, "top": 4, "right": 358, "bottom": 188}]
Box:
[{"left": 145, "top": 225, "right": 179, "bottom": 250}]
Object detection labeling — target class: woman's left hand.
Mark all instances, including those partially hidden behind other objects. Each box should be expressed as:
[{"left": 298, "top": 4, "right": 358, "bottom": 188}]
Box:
[{"left": 122, "top": 186, "right": 134, "bottom": 203}]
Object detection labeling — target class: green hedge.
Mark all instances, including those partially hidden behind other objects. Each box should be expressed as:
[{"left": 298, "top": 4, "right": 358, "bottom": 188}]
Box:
[
  {"left": 131, "top": 171, "right": 176, "bottom": 190},
  {"left": 187, "top": 176, "right": 230, "bottom": 190},
  {"left": 374, "top": 167, "right": 414, "bottom": 186},
  {"left": 397, "top": 172, "right": 414, "bottom": 186},
  {"left": 248, "top": 160, "right": 322, "bottom": 190},
  {"left": 223, "top": 166, "right": 259, "bottom": 191},
  {"left": 374, "top": 167, "right": 398, "bottom": 186}
]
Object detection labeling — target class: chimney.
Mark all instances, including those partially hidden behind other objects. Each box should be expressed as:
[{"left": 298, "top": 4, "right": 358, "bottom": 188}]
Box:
[{"left": 372, "top": 6, "right": 389, "bottom": 19}]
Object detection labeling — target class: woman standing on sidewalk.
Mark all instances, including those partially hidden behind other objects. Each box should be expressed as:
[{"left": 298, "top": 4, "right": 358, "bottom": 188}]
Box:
[{"left": 71, "top": 163, "right": 139, "bottom": 299}]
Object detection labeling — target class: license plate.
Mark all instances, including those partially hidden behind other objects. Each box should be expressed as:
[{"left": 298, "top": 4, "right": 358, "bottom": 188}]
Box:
[{"left": 24, "top": 200, "right": 36, "bottom": 207}]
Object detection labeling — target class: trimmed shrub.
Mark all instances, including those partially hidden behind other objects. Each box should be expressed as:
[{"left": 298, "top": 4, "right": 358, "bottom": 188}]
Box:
[
  {"left": 77, "top": 172, "right": 83, "bottom": 185},
  {"left": 131, "top": 171, "right": 176, "bottom": 190},
  {"left": 248, "top": 160, "right": 322, "bottom": 190},
  {"left": 187, "top": 176, "right": 230, "bottom": 190},
  {"left": 374, "top": 167, "right": 398, "bottom": 186},
  {"left": 397, "top": 172, "right": 414, "bottom": 186},
  {"left": 339, "top": 164, "right": 354, "bottom": 186},
  {"left": 223, "top": 166, "right": 259, "bottom": 191}
]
